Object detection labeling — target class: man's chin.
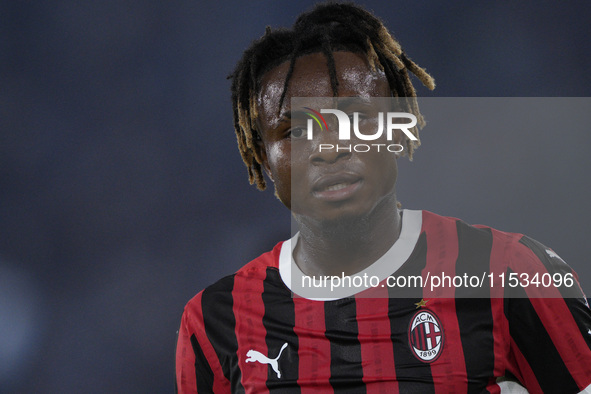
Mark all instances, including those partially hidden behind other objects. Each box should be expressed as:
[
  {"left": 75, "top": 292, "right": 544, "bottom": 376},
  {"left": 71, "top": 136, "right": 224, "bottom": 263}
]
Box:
[{"left": 293, "top": 209, "right": 373, "bottom": 235}]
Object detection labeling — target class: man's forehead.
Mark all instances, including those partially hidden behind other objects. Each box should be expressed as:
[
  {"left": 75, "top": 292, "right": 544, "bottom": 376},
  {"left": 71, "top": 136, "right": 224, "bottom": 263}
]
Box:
[{"left": 257, "top": 52, "right": 389, "bottom": 114}]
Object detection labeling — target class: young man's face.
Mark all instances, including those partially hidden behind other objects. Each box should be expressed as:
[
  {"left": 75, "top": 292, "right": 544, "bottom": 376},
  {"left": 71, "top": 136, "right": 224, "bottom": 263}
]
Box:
[{"left": 255, "top": 51, "right": 400, "bottom": 223}]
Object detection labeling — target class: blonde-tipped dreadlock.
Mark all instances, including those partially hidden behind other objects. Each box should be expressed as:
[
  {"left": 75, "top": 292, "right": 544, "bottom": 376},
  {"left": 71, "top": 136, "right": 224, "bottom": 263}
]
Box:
[{"left": 229, "top": 2, "right": 435, "bottom": 190}]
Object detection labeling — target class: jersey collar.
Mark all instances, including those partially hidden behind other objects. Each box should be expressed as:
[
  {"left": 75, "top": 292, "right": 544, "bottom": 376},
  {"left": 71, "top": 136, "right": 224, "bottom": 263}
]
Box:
[{"left": 278, "top": 209, "right": 423, "bottom": 300}]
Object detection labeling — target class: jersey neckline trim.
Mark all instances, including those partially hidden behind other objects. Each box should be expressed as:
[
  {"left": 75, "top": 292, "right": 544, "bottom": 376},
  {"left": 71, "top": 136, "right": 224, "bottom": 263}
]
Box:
[{"left": 278, "top": 209, "right": 423, "bottom": 300}]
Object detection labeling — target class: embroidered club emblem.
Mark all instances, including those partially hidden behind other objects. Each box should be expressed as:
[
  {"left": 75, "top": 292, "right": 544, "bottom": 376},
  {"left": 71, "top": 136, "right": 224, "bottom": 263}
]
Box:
[
  {"left": 245, "top": 343, "right": 288, "bottom": 378},
  {"left": 408, "top": 309, "right": 444, "bottom": 363}
]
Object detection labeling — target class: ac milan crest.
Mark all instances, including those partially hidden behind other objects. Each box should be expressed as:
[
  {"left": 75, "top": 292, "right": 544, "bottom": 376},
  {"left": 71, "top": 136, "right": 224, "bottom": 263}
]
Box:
[{"left": 408, "top": 309, "right": 444, "bottom": 362}]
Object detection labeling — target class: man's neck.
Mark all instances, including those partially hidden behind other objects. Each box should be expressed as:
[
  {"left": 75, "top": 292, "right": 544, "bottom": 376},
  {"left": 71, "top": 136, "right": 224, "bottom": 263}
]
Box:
[{"left": 293, "top": 200, "right": 402, "bottom": 277}]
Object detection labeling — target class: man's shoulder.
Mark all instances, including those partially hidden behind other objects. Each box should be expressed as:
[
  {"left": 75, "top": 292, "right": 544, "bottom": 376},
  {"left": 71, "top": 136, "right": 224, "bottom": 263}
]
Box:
[
  {"left": 235, "top": 240, "right": 284, "bottom": 279},
  {"left": 181, "top": 241, "right": 287, "bottom": 333},
  {"left": 421, "top": 210, "right": 556, "bottom": 263},
  {"left": 185, "top": 241, "right": 285, "bottom": 309},
  {"left": 423, "top": 210, "right": 572, "bottom": 270},
  {"left": 422, "top": 209, "right": 525, "bottom": 244}
]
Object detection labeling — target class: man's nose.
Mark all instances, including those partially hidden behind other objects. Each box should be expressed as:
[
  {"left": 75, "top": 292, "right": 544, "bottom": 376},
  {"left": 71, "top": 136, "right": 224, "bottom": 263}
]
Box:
[{"left": 308, "top": 127, "right": 351, "bottom": 165}]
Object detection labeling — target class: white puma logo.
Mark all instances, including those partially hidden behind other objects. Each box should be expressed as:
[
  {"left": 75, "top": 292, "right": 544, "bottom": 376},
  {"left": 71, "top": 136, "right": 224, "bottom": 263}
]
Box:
[{"left": 245, "top": 342, "right": 288, "bottom": 378}]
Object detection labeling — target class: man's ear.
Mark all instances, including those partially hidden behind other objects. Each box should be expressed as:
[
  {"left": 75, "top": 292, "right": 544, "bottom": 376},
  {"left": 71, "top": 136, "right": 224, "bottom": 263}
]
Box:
[{"left": 254, "top": 136, "right": 274, "bottom": 182}]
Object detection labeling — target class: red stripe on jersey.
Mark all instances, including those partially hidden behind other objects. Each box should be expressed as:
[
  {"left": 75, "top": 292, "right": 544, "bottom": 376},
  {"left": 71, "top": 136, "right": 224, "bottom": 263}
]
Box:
[
  {"left": 512, "top": 242, "right": 591, "bottom": 389},
  {"left": 355, "top": 288, "right": 398, "bottom": 393},
  {"left": 508, "top": 338, "right": 543, "bottom": 393},
  {"left": 233, "top": 270, "right": 269, "bottom": 393},
  {"left": 293, "top": 297, "right": 333, "bottom": 394},
  {"left": 421, "top": 212, "right": 468, "bottom": 394},
  {"left": 177, "top": 293, "right": 231, "bottom": 393},
  {"left": 176, "top": 307, "right": 197, "bottom": 393}
]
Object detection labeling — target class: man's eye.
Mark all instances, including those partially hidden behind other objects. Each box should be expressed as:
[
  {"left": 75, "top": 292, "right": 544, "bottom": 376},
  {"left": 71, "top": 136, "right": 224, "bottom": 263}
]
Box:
[
  {"left": 289, "top": 127, "right": 306, "bottom": 139},
  {"left": 348, "top": 112, "right": 368, "bottom": 121}
]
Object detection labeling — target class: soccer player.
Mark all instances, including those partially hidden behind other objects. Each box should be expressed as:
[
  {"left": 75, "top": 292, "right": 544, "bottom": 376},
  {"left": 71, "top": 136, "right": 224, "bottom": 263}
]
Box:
[{"left": 176, "top": 3, "right": 591, "bottom": 393}]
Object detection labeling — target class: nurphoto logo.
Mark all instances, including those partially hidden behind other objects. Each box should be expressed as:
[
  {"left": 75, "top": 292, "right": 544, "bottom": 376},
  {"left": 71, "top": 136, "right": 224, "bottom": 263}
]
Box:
[{"left": 302, "top": 107, "right": 417, "bottom": 153}]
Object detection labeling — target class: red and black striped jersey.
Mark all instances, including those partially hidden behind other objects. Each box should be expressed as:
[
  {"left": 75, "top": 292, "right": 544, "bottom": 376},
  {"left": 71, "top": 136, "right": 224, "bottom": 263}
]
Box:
[{"left": 176, "top": 210, "right": 591, "bottom": 393}]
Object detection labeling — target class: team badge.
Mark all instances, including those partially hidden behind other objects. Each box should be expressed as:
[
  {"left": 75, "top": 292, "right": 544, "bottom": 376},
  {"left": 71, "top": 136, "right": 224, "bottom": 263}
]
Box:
[{"left": 408, "top": 309, "right": 444, "bottom": 362}]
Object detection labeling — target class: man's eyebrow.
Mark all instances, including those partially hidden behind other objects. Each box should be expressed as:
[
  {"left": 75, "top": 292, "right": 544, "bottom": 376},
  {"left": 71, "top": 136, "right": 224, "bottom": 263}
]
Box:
[
  {"left": 337, "top": 96, "right": 372, "bottom": 108},
  {"left": 279, "top": 109, "right": 310, "bottom": 119}
]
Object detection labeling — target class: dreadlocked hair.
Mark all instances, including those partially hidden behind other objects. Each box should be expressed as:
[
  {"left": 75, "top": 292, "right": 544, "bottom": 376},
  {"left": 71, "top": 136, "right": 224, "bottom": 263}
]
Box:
[{"left": 229, "top": 2, "right": 435, "bottom": 190}]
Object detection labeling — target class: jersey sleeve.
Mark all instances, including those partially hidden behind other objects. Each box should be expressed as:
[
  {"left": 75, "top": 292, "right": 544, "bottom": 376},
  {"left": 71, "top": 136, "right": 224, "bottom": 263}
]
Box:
[
  {"left": 175, "top": 295, "right": 218, "bottom": 394},
  {"left": 503, "top": 236, "right": 591, "bottom": 394}
]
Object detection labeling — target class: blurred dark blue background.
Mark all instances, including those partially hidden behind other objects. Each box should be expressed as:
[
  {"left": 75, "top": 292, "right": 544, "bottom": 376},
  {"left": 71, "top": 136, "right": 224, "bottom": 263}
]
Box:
[{"left": 1, "top": 1, "right": 590, "bottom": 392}]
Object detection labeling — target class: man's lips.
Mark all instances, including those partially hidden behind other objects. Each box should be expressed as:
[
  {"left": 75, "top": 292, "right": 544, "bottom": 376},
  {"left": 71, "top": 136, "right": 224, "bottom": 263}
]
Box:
[{"left": 311, "top": 172, "right": 363, "bottom": 201}]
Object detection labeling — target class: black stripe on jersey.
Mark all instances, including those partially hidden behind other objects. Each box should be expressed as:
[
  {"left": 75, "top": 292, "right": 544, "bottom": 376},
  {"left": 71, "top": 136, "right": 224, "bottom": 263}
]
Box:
[
  {"left": 262, "top": 267, "right": 301, "bottom": 393},
  {"left": 190, "top": 334, "right": 215, "bottom": 393},
  {"left": 503, "top": 272, "right": 580, "bottom": 393},
  {"left": 389, "top": 232, "right": 436, "bottom": 393},
  {"left": 324, "top": 298, "right": 366, "bottom": 393},
  {"left": 201, "top": 275, "right": 245, "bottom": 394},
  {"left": 454, "top": 221, "right": 494, "bottom": 393}
]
